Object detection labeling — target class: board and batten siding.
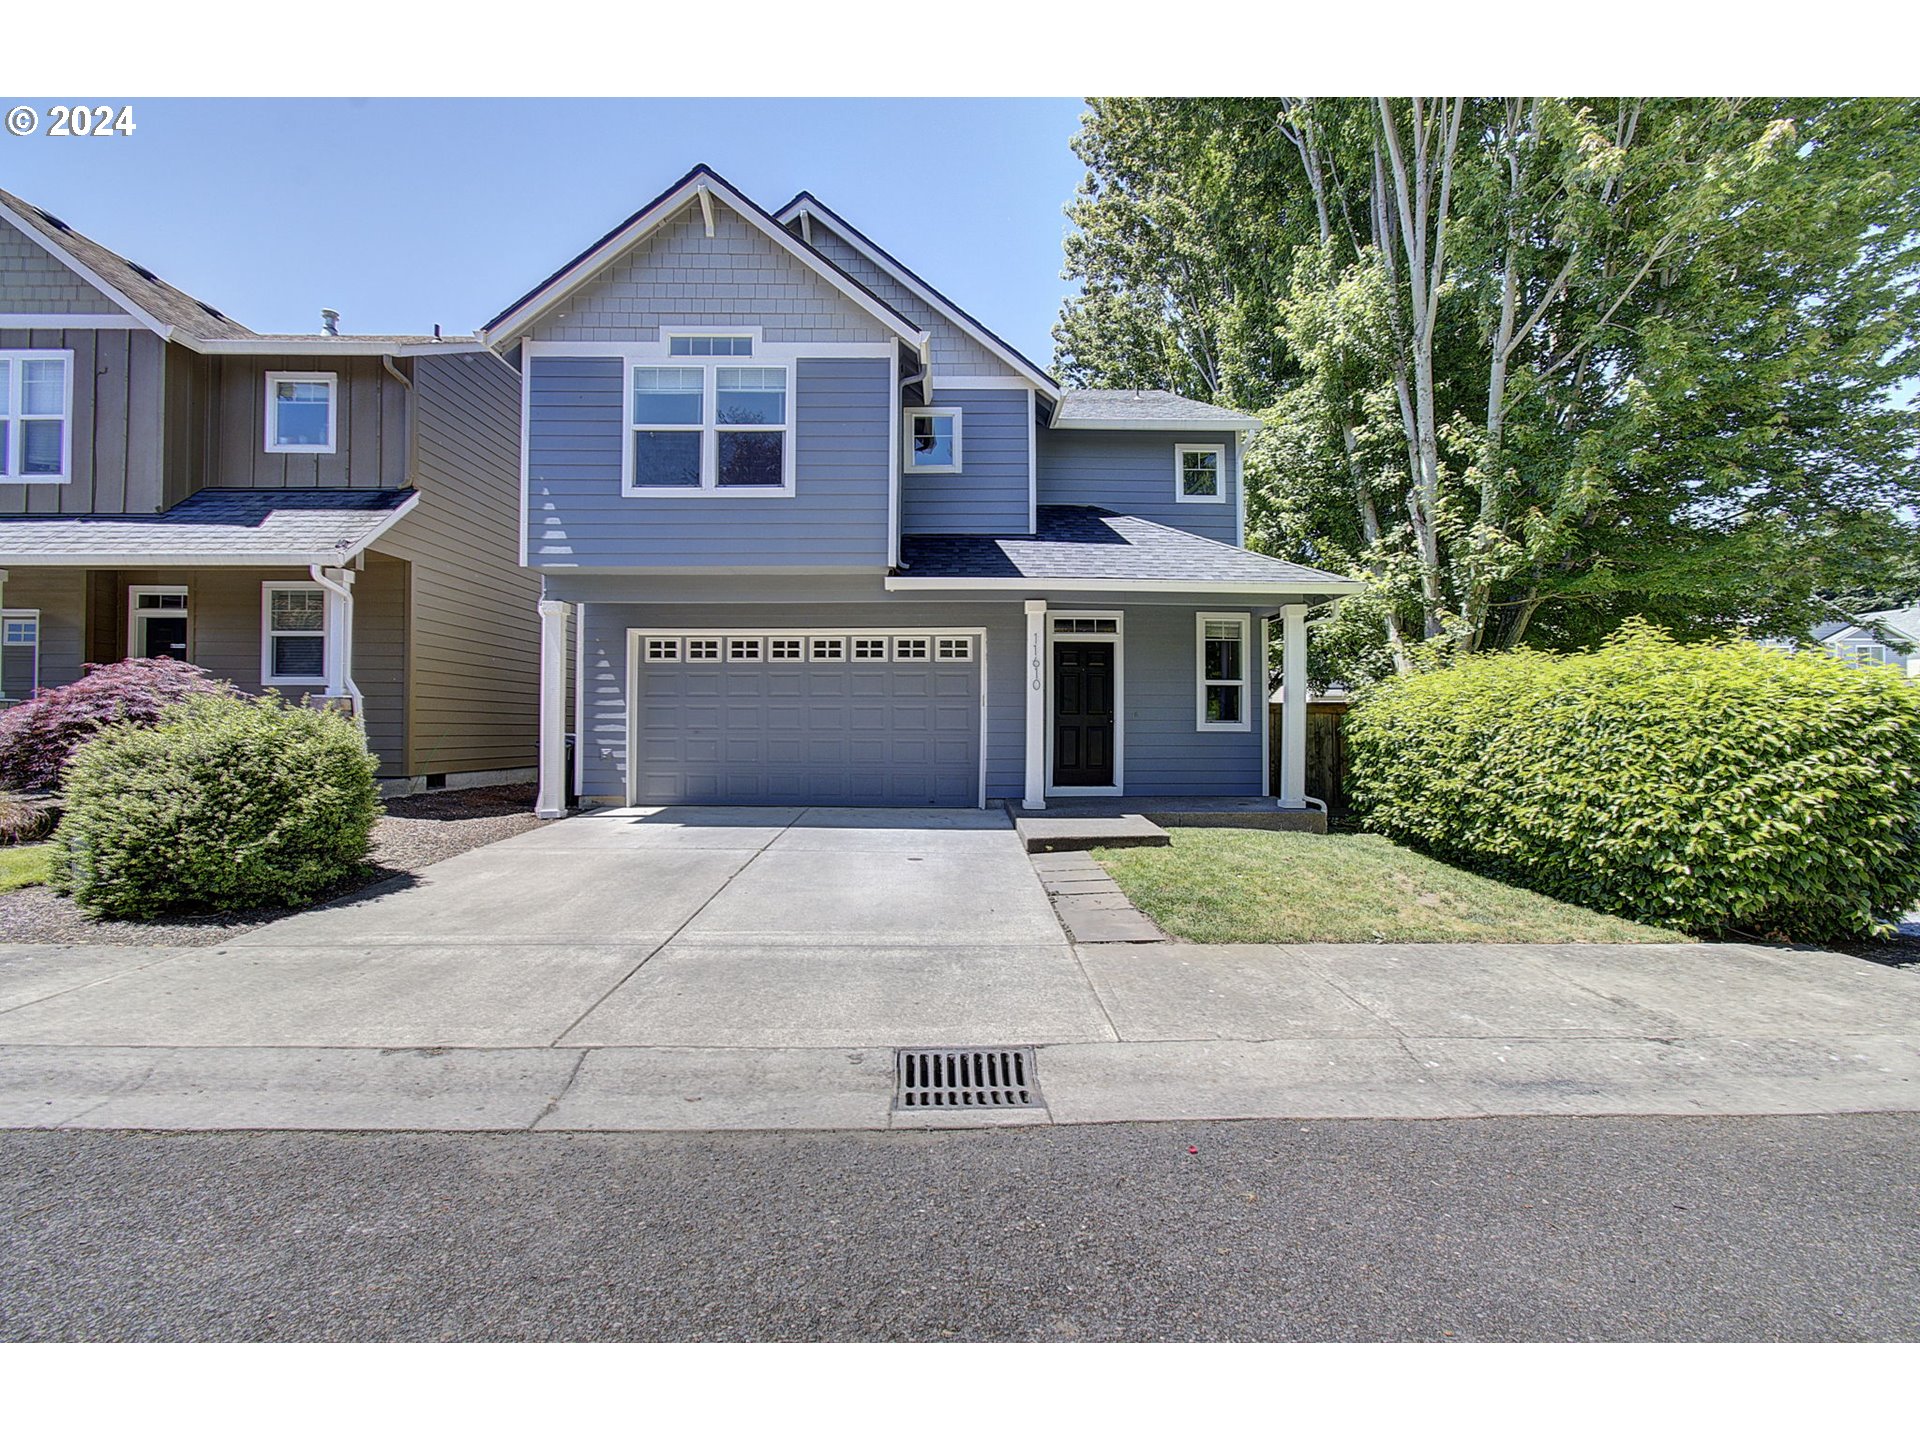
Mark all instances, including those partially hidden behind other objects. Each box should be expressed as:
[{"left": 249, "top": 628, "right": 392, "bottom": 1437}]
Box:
[
  {"left": 190, "top": 354, "right": 410, "bottom": 492},
  {"left": 527, "top": 198, "right": 889, "bottom": 347},
  {"left": 0, "top": 328, "right": 166, "bottom": 516},
  {"left": 900, "top": 387, "right": 1030, "bottom": 536},
  {"left": 526, "top": 355, "right": 891, "bottom": 569},
  {"left": 1037, "top": 427, "right": 1241, "bottom": 545},
  {"left": 796, "top": 222, "right": 1015, "bottom": 377},
  {"left": 0, "top": 216, "right": 123, "bottom": 314},
  {"left": 370, "top": 350, "right": 539, "bottom": 778}
]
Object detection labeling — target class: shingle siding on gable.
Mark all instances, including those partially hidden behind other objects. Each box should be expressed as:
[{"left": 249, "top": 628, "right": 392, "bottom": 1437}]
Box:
[
  {"left": 1037, "top": 427, "right": 1240, "bottom": 545},
  {"left": 527, "top": 200, "right": 889, "bottom": 345},
  {"left": 799, "top": 224, "right": 1012, "bottom": 376},
  {"left": 900, "top": 387, "right": 1030, "bottom": 536},
  {"left": 0, "top": 217, "right": 125, "bottom": 315},
  {"left": 525, "top": 354, "right": 890, "bottom": 568}
]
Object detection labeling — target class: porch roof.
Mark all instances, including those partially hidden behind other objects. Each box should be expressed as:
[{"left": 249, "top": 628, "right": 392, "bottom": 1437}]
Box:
[
  {"left": 0, "top": 487, "right": 418, "bottom": 568},
  {"left": 890, "top": 506, "right": 1358, "bottom": 594}
]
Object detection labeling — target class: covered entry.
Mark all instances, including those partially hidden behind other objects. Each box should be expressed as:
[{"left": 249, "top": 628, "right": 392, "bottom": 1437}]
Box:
[{"left": 627, "top": 628, "right": 984, "bottom": 807}]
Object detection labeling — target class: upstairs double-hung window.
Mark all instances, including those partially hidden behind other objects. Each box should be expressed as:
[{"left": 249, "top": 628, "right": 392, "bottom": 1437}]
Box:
[
  {"left": 627, "top": 338, "right": 793, "bottom": 495},
  {"left": 0, "top": 351, "right": 71, "bottom": 482}
]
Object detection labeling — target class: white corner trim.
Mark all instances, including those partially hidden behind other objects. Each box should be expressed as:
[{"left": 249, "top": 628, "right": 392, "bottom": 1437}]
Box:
[
  {"left": 263, "top": 370, "right": 339, "bottom": 455},
  {"left": 1175, "top": 443, "right": 1228, "bottom": 505}
]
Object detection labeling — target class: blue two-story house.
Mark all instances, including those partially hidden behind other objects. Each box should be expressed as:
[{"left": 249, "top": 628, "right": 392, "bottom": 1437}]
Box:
[{"left": 480, "top": 166, "right": 1356, "bottom": 820}]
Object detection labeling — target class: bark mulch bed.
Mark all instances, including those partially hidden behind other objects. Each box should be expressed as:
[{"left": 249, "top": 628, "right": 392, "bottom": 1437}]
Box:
[{"left": 0, "top": 784, "right": 550, "bottom": 948}]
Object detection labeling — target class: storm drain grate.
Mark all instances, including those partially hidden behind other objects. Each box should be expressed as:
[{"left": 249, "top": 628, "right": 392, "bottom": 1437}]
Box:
[{"left": 893, "top": 1047, "right": 1043, "bottom": 1111}]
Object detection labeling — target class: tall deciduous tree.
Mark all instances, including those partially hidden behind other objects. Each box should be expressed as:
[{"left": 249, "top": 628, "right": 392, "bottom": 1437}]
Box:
[{"left": 1056, "top": 98, "right": 1920, "bottom": 676}]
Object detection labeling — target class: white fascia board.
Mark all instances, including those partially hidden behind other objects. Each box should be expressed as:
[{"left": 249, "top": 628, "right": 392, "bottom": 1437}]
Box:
[
  {"left": 776, "top": 197, "right": 1060, "bottom": 400},
  {"left": 482, "top": 175, "right": 929, "bottom": 351},
  {"left": 1049, "top": 416, "right": 1264, "bottom": 433},
  {"left": 196, "top": 339, "right": 486, "bottom": 357},
  {"left": 0, "top": 197, "right": 176, "bottom": 341},
  {"left": 344, "top": 489, "right": 424, "bottom": 557},
  {"left": 883, "top": 575, "right": 1362, "bottom": 595}
]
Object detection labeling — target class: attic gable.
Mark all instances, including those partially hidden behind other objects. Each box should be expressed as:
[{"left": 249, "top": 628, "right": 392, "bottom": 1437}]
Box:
[{"left": 0, "top": 211, "right": 127, "bottom": 317}]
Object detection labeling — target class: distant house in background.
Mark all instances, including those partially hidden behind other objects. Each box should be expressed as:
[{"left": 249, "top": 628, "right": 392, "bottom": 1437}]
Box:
[{"left": 1812, "top": 606, "right": 1920, "bottom": 677}]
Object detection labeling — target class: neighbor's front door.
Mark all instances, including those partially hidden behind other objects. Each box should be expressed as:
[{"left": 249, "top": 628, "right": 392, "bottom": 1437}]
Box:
[{"left": 1052, "top": 642, "right": 1115, "bottom": 788}]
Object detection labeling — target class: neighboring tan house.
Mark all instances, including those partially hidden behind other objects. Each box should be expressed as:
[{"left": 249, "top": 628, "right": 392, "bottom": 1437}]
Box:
[
  {"left": 482, "top": 165, "right": 1356, "bottom": 818},
  {"left": 0, "top": 188, "right": 535, "bottom": 793}
]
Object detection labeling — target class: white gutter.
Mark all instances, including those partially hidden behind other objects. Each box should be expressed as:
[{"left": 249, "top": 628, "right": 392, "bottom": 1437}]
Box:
[{"left": 308, "top": 563, "right": 364, "bottom": 717}]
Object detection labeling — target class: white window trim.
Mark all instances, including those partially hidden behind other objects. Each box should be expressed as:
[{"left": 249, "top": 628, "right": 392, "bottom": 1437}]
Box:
[
  {"left": 261, "top": 581, "right": 328, "bottom": 686},
  {"left": 1196, "top": 611, "right": 1253, "bottom": 732},
  {"left": 1, "top": 607, "right": 40, "bottom": 700},
  {"left": 1175, "top": 443, "right": 1227, "bottom": 505},
  {"left": 264, "top": 371, "right": 339, "bottom": 455},
  {"left": 128, "top": 585, "right": 190, "bottom": 663},
  {"left": 903, "top": 407, "right": 963, "bottom": 475},
  {"left": 0, "top": 348, "right": 75, "bottom": 483},
  {"left": 621, "top": 350, "right": 797, "bottom": 498},
  {"left": 1045, "top": 610, "right": 1125, "bottom": 797},
  {"left": 624, "top": 627, "right": 991, "bottom": 809}
]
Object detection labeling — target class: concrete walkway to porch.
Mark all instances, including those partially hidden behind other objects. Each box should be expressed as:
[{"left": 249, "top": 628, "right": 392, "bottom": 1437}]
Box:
[{"left": 0, "top": 804, "right": 1916, "bottom": 1131}]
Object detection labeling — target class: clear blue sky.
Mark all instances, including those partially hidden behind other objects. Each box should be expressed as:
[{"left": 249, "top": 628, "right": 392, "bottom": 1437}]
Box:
[{"left": 2, "top": 98, "right": 1089, "bottom": 359}]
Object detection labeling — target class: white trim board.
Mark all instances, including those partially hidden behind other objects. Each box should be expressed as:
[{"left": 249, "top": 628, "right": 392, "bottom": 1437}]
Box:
[
  {"left": 885, "top": 575, "right": 1362, "bottom": 596},
  {"left": 0, "top": 314, "right": 145, "bottom": 330},
  {"left": 1044, "top": 609, "right": 1125, "bottom": 798},
  {"left": 481, "top": 169, "right": 931, "bottom": 351}
]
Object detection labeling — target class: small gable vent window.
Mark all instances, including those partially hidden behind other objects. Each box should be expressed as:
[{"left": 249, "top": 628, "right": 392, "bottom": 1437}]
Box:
[
  {"left": 0, "top": 351, "right": 72, "bottom": 482},
  {"left": 1176, "top": 443, "right": 1226, "bottom": 504},
  {"left": 904, "top": 408, "right": 962, "bottom": 474},
  {"left": 266, "top": 372, "right": 338, "bottom": 454},
  {"left": 669, "top": 335, "right": 753, "bottom": 357}
]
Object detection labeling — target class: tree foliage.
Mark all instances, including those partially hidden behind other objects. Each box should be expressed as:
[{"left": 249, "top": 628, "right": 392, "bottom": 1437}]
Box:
[{"left": 1057, "top": 98, "right": 1920, "bottom": 676}]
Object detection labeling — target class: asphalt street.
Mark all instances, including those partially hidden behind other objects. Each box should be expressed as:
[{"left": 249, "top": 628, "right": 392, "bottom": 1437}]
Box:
[{"left": 3, "top": 1114, "right": 1916, "bottom": 1341}]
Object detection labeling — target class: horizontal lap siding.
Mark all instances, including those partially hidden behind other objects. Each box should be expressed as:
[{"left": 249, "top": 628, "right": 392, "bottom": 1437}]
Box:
[
  {"left": 526, "top": 356, "right": 890, "bottom": 568},
  {"left": 578, "top": 598, "right": 1024, "bottom": 803},
  {"left": 901, "top": 387, "right": 1030, "bottom": 536},
  {"left": 1037, "top": 428, "right": 1240, "bottom": 544},
  {"left": 372, "top": 351, "right": 537, "bottom": 777},
  {"left": 0, "top": 568, "right": 86, "bottom": 688},
  {"left": 1115, "top": 605, "right": 1263, "bottom": 796},
  {"left": 0, "top": 328, "right": 164, "bottom": 516}
]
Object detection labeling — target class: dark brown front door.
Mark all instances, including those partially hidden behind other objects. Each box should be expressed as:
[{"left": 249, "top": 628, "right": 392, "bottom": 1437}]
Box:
[{"left": 1053, "top": 642, "right": 1115, "bottom": 788}]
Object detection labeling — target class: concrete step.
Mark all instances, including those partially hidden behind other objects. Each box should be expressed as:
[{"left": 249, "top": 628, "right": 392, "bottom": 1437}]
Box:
[{"left": 1012, "top": 814, "right": 1170, "bottom": 854}]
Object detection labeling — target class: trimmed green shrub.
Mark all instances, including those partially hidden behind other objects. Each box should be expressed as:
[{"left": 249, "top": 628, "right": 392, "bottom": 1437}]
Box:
[
  {"left": 52, "top": 693, "right": 380, "bottom": 919},
  {"left": 1345, "top": 621, "right": 1920, "bottom": 940},
  {"left": 0, "top": 657, "right": 234, "bottom": 792}
]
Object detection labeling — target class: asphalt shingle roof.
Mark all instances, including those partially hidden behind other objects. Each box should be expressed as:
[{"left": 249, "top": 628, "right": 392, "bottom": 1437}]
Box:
[
  {"left": 0, "top": 187, "right": 256, "bottom": 341},
  {"left": 0, "top": 488, "right": 414, "bottom": 564},
  {"left": 1051, "top": 389, "right": 1258, "bottom": 430},
  {"left": 899, "top": 507, "right": 1354, "bottom": 589}
]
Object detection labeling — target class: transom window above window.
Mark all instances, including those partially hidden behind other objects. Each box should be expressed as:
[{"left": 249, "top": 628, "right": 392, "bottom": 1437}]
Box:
[
  {"left": 1197, "top": 614, "right": 1250, "bottom": 730},
  {"left": 265, "top": 372, "right": 338, "bottom": 454},
  {"left": 0, "top": 350, "right": 72, "bottom": 482},
  {"left": 1053, "top": 617, "right": 1118, "bottom": 635},
  {"left": 904, "top": 408, "right": 962, "bottom": 473},
  {"left": 668, "top": 334, "right": 753, "bottom": 357},
  {"left": 1176, "top": 443, "right": 1226, "bottom": 504},
  {"left": 626, "top": 360, "right": 793, "bottom": 495}
]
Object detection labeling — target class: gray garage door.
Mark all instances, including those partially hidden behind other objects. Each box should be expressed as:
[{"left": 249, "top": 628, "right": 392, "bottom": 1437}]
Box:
[{"left": 631, "top": 632, "right": 981, "bottom": 806}]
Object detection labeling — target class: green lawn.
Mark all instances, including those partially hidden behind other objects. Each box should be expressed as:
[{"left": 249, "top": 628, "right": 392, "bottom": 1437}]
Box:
[
  {"left": 0, "top": 843, "right": 54, "bottom": 894},
  {"left": 1094, "top": 828, "right": 1686, "bottom": 944}
]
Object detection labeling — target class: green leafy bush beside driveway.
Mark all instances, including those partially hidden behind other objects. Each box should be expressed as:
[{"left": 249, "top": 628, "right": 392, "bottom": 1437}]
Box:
[
  {"left": 1346, "top": 622, "right": 1920, "bottom": 940},
  {"left": 52, "top": 693, "right": 379, "bottom": 920}
]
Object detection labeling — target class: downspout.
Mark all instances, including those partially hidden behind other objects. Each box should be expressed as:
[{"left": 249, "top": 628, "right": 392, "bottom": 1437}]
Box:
[
  {"left": 309, "top": 562, "right": 364, "bottom": 720},
  {"left": 894, "top": 351, "right": 931, "bottom": 572}
]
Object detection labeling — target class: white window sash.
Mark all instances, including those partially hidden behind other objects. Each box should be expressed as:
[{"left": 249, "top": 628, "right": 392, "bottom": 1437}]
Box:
[
  {"left": 264, "top": 371, "right": 339, "bottom": 454},
  {"left": 1175, "top": 443, "right": 1227, "bottom": 505},
  {"left": 261, "top": 583, "right": 328, "bottom": 685},
  {"left": 0, "top": 350, "right": 73, "bottom": 482},
  {"left": 624, "top": 359, "right": 795, "bottom": 496},
  {"left": 903, "top": 407, "right": 964, "bottom": 474},
  {"left": 1195, "top": 612, "right": 1252, "bottom": 731}
]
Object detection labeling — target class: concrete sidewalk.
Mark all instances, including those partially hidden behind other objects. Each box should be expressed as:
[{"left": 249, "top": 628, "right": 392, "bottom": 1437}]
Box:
[{"left": 1, "top": 937, "right": 1916, "bottom": 1131}]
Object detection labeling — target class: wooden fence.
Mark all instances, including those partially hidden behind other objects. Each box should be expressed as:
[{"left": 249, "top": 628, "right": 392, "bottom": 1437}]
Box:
[{"left": 1267, "top": 698, "right": 1350, "bottom": 814}]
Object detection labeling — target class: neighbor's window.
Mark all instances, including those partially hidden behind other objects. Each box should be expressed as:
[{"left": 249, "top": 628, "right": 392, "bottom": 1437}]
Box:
[
  {"left": 1197, "top": 614, "right": 1249, "bottom": 730},
  {"left": 1, "top": 610, "right": 39, "bottom": 703},
  {"left": 904, "top": 408, "right": 962, "bottom": 473},
  {"left": 265, "top": 372, "right": 338, "bottom": 453},
  {"left": 626, "top": 361, "right": 791, "bottom": 493},
  {"left": 0, "top": 351, "right": 71, "bottom": 481},
  {"left": 263, "top": 583, "right": 327, "bottom": 686},
  {"left": 1176, "top": 444, "right": 1226, "bottom": 503}
]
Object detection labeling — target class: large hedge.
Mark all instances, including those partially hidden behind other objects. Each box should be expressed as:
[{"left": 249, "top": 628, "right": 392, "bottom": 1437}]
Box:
[
  {"left": 0, "top": 658, "right": 232, "bottom": 791},
  {"left": 1345, "top": 623, "right": 1920, "bottom": 940},
  {"left": 52, "top": 692, "right": 380, "bottom": 919}
]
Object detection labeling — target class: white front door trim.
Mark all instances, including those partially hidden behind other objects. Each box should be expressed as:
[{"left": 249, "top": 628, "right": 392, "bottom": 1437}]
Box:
[{"left": 1044, "top": 609, "right": 1125, "bottom": 798}]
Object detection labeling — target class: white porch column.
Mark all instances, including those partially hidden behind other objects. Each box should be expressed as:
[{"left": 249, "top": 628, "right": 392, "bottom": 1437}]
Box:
[
  {"left": 1023, "top": 599, "right": 1048, "bottom": 810},
  {"left": 536, "top": 598, "right": 572, "bottom": 818},
  {"left": 1278, "top": 602, "right": 1309, "bottom": 808}
]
